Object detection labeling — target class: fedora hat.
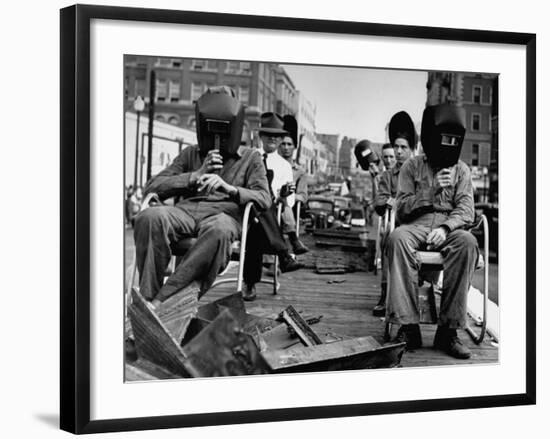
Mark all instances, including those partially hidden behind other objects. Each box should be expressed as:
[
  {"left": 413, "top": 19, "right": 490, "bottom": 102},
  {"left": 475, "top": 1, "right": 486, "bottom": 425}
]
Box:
[{"left": 259, "top": 112, "right": 288, "bottom": 135}]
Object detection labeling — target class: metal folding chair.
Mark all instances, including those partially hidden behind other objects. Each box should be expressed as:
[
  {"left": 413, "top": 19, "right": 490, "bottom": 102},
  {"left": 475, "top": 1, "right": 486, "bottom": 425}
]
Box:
[
  {"left": 384, "top": 209, "right": 489, "bottom": 344},
  {"left": 125, "top": 193, "right": 278, "bottom": 303}
]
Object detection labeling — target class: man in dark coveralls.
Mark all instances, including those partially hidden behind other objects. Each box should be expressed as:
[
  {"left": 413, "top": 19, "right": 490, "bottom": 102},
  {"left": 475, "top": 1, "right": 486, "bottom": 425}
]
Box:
[
  {"left": 133, "top": 86, "right": 271, "bottom": 309},
  {"left": 387, "top": 104, "right": 479, "bottom": 359}
]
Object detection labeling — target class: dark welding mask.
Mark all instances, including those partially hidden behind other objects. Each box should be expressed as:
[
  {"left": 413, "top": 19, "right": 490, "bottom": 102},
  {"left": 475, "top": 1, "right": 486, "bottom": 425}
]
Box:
[
  {"left": 420, "top": 104, "right": 466, "bottom": 169},
  {"left": 354, "top": 139, "right": 380, "bottom": 171},
  {"left": 195, "top": 86, "right": 245, "bottom": 158}
]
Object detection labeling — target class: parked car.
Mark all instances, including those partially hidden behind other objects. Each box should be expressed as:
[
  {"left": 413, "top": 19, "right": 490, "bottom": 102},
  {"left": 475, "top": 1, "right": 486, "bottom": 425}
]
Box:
[
  {"left": 333, "top": 196, "right": 352, "bottom": 222},
  {"left": 304, "top": 196, "right": 335, "bottom": 231}
]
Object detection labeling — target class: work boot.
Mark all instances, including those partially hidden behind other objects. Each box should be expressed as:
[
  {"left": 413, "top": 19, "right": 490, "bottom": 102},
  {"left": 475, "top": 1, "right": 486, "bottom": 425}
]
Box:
[
  {"left": 393, "top": 324, "right": 422, "bottom": 350},
  {"left": 242, "top": 283, "right": 257, "bottom": 302},
  {"left": 372, "top": 283, "right": 387, "bottom": 317},
  {"left": 279, "top": 253, "right": 304, "bottom": 273},
  {"left": 433, "top": 326, "right": 472, "bottom": 359},
  {"left": 290, "top": 237, "right": 309, "bottom": 255}
]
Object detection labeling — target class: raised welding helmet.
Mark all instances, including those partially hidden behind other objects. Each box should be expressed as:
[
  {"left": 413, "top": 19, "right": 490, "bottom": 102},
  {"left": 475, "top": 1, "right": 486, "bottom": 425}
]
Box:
[
  {"left": 354, "top": 139, "right": 380, "bottom": 171},
  {"left": 389, "top": 110, "right": 418, "bottom": 150},
  {"left": 420, "top": 104, "right": 467, "bottom": 169},
  {"left": 195, "top": 85, "right": 245, "bottom": 157},
  {"left": 283, "top": 114, "right": 298, "bottom": 147}
]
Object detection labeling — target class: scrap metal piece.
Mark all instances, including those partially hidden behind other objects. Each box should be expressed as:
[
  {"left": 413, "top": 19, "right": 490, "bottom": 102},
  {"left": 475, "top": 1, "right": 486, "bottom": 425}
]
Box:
[
  {"left": 280, "top": 305, "right": 323, "bottom": 347},
  {"left": 182, "top": 308, "right": 271, "bottom": 377},
  {"left": 262, "top": 337, "right": 406, "bottom": 373}
]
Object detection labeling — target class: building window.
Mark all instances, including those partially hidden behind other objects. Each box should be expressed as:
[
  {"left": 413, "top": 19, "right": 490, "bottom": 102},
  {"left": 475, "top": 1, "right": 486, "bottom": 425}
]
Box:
[
  {"left": 191, "top": 59, "right": 207, "bottom": 70},
  {"left": 238, "top": 86, "right": 249, "bottom": 104},
  {"left": 473, "top": 85, "right": 482, "bottom": 104},
  {"left": 168, "top": 116, "right": 179, "bottom": 125},
  {"left": 484, "top": 86, "right": 493, "bottom": 105},
  {"left": 172, "top": 59, "right": 181, "bottom": 68},
  {"left": 168, "top": 80, "right": 180, "bottom": 103},
  {"left": 155, "top": 57, "right": 171, "bottom": 67},
  {"left": 240, "top": 62, "right": 251, "bottom": 74},
  {"left": 155, "top": 115, "right": 166, "bottom": 123},
  {"left": 471, "top": 144, "right": 480, "bottom": 166},
  {"left": 191, "top": 82, "right": 204, "bottom": 101},
  {"left": 472, "top": 113, "right": 481, "bottom": 131},
  {"left": 134, "top": 79, "right": 146, "bottom": 98},
  {"left": 156, "top": 79, "right": 168, "bottom": 102},
  {"left": 225, "top": 61, "right": 240, "bottom": 73},
  {"left": 124, "top": 76, "right": 129, "bottom": 100}
]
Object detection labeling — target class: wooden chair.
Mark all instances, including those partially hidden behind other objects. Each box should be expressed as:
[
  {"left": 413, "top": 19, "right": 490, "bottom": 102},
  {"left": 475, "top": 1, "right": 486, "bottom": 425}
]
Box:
[
  {"left": 383, "top": 209, "right": 489, "bottom": 344},
  {"left": 125, "top": 193, "right": 279, "bottom": 303}
]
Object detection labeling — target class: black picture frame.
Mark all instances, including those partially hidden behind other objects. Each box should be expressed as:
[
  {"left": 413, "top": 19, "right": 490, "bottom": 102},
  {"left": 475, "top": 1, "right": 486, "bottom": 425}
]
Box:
[{"left": 60, "top": 4, "right": 536, "bottom": 434}]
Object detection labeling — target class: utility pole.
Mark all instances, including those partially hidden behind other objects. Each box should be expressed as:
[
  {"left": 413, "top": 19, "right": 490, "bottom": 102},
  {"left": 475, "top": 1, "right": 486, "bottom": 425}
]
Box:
[{"left": 146, "top": 70, "right": 156, "bottom": 182}]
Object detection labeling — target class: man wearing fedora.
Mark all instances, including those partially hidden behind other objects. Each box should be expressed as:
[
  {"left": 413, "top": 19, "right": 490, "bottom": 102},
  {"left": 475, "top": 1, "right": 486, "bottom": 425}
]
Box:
[{"left": 242, "top": 112, "right": 304, "bottom": 301}]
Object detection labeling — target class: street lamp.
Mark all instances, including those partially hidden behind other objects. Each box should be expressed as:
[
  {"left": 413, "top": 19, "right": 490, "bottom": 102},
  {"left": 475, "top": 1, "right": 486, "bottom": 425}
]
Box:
[{"left": 133, "top": 96, "right": 145, "bottom": 188}]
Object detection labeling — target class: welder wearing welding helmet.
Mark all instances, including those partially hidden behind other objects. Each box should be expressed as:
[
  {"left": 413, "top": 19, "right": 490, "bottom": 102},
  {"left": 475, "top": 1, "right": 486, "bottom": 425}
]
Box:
[
  {"left": 195, "top": 85, "right": 245, "bottom": 158},
  {"left": 420, "top": 104, "right": 467, "bottom": 169},
  {"left": 386, "top": 103, "right": 477, "bottom": 360}
]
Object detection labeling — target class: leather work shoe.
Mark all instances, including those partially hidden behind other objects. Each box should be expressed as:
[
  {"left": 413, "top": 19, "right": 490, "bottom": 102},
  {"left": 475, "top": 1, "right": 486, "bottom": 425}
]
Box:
[
  {"left": 394, "top": 324, "right": 422, "bottom": 350},
  {"left": 279, "top": 253, "right": 304, "bottom": 273},
  {"left": 242, "top": 283, "right": 257, "bottom": 302},
  {"left": 291, "top": 238, "right": 309, "bottom": 255},
  {"left": 433, "top": 326, "right": 471, "bottom": 359}
]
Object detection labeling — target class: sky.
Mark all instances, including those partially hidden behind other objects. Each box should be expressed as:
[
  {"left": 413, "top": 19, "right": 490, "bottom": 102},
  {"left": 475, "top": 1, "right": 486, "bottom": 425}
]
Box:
[{"left": 281, "top": 64, "right": 427, "bottom": 143}]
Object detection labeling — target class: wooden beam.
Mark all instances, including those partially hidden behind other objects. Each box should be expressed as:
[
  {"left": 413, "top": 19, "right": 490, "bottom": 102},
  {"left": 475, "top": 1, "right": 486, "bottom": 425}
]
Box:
[
  {"left": 262, "top": 337, "right": 406, "bottom": 373},
  {"left": 128, "top": 289, "right": 191, "bottom": 377},
  {"left": 280, "top": 305, "right": 323, "bottom": 347}
]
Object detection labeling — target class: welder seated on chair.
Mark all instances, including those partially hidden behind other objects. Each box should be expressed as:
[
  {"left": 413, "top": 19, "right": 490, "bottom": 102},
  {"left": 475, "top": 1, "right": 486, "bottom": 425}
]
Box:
[
  {"left": 372, "top": 111, "right": 417, "bottom": 316},
  {"left": 133, "top": 86, "right": 271, "bottom": 309},
  {"left": 385, "top": 104, "right": 478, "bottom": 360}
]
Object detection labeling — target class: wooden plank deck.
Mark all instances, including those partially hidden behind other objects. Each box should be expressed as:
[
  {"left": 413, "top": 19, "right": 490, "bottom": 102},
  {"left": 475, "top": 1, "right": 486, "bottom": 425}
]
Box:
[
  {"left": 124, "top": 228, "right": 498, "bottom": 379},
  {"left": 200, "top": 263, "right": 498, "bottom": 369}
]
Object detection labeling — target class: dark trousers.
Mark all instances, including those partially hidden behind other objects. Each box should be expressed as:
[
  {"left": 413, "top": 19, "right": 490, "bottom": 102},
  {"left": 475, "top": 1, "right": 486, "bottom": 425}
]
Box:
[{"left": 243, "top": 205, "right": 287, "bottom": 285}]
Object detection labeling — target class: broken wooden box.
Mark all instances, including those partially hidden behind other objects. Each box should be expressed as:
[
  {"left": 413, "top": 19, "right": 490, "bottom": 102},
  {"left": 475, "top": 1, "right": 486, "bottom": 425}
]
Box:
[{"left": 127, "top": 289, "right": 405, "bottom": 379}]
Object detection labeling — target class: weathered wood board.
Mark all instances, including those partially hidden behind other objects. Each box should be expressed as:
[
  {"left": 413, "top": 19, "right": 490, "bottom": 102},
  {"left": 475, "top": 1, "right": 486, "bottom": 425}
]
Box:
[{"left": 262, "top": 337, "right": 406, "bottom": 373}]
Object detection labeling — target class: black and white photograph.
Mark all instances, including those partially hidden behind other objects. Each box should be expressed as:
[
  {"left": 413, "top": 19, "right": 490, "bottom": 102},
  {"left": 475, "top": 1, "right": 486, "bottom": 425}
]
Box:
[{"left": 123, "top": 56, "right": 500, "bottom": 380}]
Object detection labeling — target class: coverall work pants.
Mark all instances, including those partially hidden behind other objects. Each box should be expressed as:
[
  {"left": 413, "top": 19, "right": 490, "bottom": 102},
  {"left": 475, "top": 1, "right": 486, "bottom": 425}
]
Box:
[
  {"left": 134, "top": 202, "right": 240, "bottom": 302},
  {"left": 385, "top": 213, "right": 479, "bottom": 329}
]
